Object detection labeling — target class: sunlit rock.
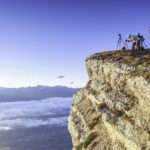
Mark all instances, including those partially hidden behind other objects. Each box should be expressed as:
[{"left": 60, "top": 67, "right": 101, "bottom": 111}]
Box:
[{"left": 68, "top": 50, "right": 150, "bottom": 150}]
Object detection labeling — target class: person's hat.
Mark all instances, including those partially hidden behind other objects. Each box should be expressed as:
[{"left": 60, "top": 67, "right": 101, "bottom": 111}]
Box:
[{"left": 127, "top": 34, "right": 131, "bottom": 38}]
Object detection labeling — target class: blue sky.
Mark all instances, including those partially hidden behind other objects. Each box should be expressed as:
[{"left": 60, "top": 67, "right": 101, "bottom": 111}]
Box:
[{"left": 0, "top": 0, "right": 150, "bottom": 88}]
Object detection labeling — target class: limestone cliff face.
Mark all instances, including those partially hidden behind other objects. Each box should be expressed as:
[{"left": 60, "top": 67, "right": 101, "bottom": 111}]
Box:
[{"left": 68, "top": 50, "right": 150, "bottom": 150}]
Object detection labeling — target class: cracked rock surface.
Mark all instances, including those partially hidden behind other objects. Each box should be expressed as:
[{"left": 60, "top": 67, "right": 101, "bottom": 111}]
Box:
[{"left": 68, "top": 50, "right": 150, "bottom": 150}]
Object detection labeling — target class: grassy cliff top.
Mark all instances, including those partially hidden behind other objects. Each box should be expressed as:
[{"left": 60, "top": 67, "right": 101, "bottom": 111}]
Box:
[
  {"left": 87, "top": 49, "right": 150, "bottom": 80},
  {"left": 87, "top": 49, "right": 150, "bottom": 67}
]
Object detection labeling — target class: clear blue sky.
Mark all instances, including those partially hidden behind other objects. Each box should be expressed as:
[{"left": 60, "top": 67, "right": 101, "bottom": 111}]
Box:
[{"left": 0, "top": 0, "right": 150, "bottom": 88}]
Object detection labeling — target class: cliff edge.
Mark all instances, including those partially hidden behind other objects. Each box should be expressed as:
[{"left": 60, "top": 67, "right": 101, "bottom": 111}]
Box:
[{"left": 68, "top": 50, "right": 150, "bottom": 150}]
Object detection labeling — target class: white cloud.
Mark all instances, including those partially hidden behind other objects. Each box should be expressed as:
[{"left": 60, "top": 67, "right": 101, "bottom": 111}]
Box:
[
  {"left": 0, "top": 117, "right": 68, "bottom": 131},
  {"left": 0, "top": 97, "right": 72, "bottom": 131}
]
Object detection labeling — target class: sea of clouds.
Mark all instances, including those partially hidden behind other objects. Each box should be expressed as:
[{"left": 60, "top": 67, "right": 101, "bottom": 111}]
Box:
[{"left": 0, "top": 97, "right": 72, "bottom": 131}]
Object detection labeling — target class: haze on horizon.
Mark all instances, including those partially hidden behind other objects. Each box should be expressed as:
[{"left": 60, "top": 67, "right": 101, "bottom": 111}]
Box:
[{"left": 0, "top": 0, "right": 150, "bottom": 88}]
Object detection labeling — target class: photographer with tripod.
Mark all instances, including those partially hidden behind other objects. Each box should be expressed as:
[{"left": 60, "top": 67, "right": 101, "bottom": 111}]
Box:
[{"left": 125, "top": 33, "right": 145, "bottom": 51}]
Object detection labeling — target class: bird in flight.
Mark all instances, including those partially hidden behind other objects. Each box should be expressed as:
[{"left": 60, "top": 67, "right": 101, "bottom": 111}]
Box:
[
  {"left": 70, "top": 82, "right": 74, "bottom": 84},
  {"left": 57, "top": 76, "right": 64, "bottom": 79}
]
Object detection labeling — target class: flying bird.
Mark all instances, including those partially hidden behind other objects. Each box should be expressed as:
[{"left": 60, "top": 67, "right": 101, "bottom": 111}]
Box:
[
  {"left": 57, "top": 76, "right": 64, "bottom": 79},
  {"left": 70, "top": 82, "right": 74, "bottom": 84}
]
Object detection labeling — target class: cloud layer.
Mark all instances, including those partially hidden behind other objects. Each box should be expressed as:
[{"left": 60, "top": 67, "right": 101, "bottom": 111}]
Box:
[{"left": 0, "top": 97, "right": 72, "bottom": 131}]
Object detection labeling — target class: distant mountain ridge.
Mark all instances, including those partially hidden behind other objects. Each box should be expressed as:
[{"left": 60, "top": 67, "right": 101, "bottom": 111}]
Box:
[{"left": 0, "top": 85, "right": 79, "bottom": 102}]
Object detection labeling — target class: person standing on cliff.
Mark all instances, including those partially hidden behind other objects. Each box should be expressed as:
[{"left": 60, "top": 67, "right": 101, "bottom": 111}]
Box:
[
  {"left": 125, "top": 34, "right": 141, "bottom": 50},
  {"left": 138, "top": 33, "right": 145, "bottom": 50}
]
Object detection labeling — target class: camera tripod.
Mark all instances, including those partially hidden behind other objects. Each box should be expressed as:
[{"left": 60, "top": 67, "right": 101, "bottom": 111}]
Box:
[{"left": 116, "top": 34, "right": 128, "bottom": 50}]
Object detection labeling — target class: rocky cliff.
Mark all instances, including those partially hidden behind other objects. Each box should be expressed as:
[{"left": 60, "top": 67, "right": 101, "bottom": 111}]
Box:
[{"left": 68, "top": 50, "right": 150, "bottom": 150}]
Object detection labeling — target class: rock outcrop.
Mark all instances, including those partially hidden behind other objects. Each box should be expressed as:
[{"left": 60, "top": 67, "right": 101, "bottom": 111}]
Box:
[{"left": 68, "top": 50, "right": 150, "bottom": 150}]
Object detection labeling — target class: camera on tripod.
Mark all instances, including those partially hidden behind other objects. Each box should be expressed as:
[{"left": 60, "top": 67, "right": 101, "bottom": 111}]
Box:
[{"left": 116, "top": 34, "right": 128, "bottom": 50}]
